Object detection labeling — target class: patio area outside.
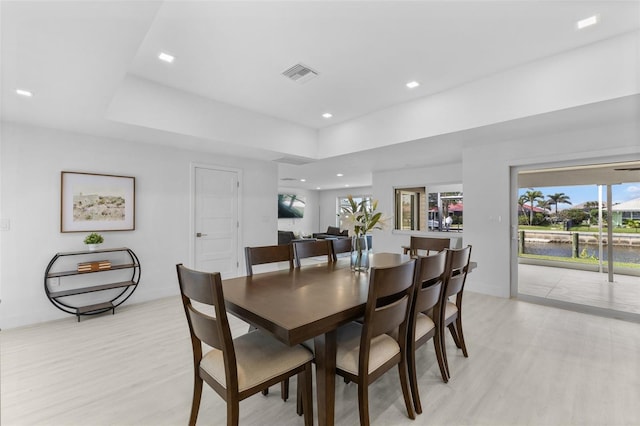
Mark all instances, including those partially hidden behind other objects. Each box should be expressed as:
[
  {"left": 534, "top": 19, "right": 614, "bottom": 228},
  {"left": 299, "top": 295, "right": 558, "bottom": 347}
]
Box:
[{"left": 518, "top": 263, "right": 640, "bottom": 322}]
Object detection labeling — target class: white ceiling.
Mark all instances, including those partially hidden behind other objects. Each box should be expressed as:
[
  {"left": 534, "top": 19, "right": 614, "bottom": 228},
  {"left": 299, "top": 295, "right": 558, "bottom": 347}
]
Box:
[{"left": 2, "top": 1, "right": 640, "bottom": 189}]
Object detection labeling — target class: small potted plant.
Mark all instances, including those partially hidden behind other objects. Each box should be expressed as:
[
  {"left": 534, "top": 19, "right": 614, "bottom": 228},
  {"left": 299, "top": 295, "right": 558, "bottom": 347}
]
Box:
[{"left": 84, "top": 232, "right": 104, "bottom": 251}]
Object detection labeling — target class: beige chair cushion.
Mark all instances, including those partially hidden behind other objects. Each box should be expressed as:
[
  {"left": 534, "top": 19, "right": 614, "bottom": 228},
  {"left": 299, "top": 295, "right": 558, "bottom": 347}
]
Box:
[
  {"left": 200, "top": 330, "right": 313, "bottom": 392},
  {"left": 414, "top": 313, "right": 435, "bottom": 340},
  {"left": 389, "top": 313, "right": 435, "bottom": 341},
  {"left": 336, "top": 322, "right": 400, "bottom": 375},
  {"left": 426, "top": 301, "right": 458, "bottom": 322},
  {"left": 444, "top": 301, "right": 458, "bottom": 320}
]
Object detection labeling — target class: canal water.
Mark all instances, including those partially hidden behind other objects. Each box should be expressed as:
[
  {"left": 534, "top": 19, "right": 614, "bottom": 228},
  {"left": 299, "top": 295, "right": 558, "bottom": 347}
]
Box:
[{"left": 523, "top": 241, "right": 640, "bottom": 264}]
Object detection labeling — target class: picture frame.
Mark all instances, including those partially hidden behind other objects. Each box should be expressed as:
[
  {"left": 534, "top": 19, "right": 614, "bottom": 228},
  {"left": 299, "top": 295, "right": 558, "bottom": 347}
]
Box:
[
  {"left": 61, "top": 171, "right": 135, "bottom": 232},
  {"left": 278, "top": 193, "right": 305, "bottom": 218}
]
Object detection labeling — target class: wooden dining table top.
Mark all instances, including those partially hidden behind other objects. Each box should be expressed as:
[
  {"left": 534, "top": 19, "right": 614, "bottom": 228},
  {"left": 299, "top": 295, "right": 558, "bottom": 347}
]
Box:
[{"left": 222, "top": 252, "right": 412, "bottom": 346}]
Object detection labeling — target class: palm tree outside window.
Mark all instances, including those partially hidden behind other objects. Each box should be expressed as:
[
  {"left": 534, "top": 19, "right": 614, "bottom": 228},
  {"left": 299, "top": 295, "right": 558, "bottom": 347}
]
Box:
[{"left": 546, "top": 193, "right": 572, "bottom": 222}]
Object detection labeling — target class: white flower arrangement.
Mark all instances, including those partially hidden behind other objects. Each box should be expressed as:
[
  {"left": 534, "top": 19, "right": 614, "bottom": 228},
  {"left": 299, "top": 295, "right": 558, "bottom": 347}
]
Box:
[{"left": 339, "top": 195, "right": 388, "bottom": 237}]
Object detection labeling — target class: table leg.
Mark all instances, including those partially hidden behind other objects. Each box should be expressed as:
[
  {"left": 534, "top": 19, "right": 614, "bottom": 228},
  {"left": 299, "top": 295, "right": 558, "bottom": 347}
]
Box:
[{"left": 314, "top": 330, "right": 337, "bottom": 426}]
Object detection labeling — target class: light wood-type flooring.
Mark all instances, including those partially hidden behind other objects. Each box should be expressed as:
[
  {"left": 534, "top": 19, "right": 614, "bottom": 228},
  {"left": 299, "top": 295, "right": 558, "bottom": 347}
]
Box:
[{"left": 2, "top": 291, "right": 640, "bottom": 425}]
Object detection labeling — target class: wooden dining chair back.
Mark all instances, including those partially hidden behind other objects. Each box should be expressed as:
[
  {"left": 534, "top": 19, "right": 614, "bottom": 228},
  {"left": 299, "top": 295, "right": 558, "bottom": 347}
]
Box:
[
  {"left": 243, "top": 244, "right": 295, "bottom": 400},
  {"left": 176, "top": 264, "right": 313, "bottom": 426},
  {"left": 334, "top": 259, "right": 417, "bottom": 426},
  {"left": 408, "top": 236, "right": 450, "bottom": 257},
  {"left": 406, "top": 251, "right": 447, "bottom": 414},
  {"left": 439, "top": 245, "right": 472, "bottom": 379},
  {"left": 245, "top": 244, "right": 294, "bottom": 276},
  {"left": 293, "top": 239, "right": 333, "bottom": 267},
  {"left": 330, "top": 238, "right": 352, "bottom": 261}
]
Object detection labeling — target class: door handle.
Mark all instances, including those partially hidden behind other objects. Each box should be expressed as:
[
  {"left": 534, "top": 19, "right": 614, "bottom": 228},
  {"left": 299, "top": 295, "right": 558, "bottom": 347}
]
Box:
[{"left": 196, "top": 232, "right": 208, "bottom": 237}]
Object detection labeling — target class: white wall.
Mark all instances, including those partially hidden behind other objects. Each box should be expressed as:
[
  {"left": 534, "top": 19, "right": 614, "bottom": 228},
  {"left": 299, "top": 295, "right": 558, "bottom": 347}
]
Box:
[
  {"left": 462, "top": 120, "right": 640, "bottom": 298},
  {"left": 276, "top": 187, "right": 319, "bottom": 237},
  {"left": 0, "top": 122, "right": 278, "bottom": 328}
]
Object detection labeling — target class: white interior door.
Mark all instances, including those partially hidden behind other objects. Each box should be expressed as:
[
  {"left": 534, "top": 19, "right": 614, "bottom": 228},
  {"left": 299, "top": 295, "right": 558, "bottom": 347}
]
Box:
[{"left": 194, "top": 167, "right": 239, "bottom": 278}]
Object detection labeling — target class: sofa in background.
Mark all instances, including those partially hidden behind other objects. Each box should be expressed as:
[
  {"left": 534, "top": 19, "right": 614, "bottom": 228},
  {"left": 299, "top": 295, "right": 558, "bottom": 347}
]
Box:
[
  {"left": 281, "top": 228, "right": 372, "bottom": 249},
  {"left": 278, "top": 230, "right": 296, "bottom": 245},
  {"left": 278, "top": 231, "right": 316, "bottom": 245},
  {"left": 312, "top": 226, "right": 349, "bottom": 239}
]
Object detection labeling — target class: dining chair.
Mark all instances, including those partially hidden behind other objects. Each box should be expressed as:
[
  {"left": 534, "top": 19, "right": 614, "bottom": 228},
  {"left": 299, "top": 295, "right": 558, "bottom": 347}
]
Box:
[
  {"left": 334, "top": 259, "right": 417, "bottom": 426},
  {"left": 437, "top": 245, "right": 473, "bottom": 379},
  {"left": 405, "top": 251, "right": 448, "bottom": 414},
  {"left": 404, "top": 236, "right": 450, "bottom": 257},
  {"left": 330, "top": 238, "right": 352, "bottom": 261},
  {"left": 293, "top": 239, "right": 333, "bottom": 267},
  {"left": 176, "top": 264, "right": 314, "bottom": 426},
  {"left": 244, "top": 244, "right": 295, "bottom": 399},
  {"left": 245, "top": 244, "right": 294, "bottom": 276}
]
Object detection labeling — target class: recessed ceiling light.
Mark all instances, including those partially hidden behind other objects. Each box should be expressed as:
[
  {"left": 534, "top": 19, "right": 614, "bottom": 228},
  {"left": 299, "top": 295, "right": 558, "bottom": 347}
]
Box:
[
  {"left": 316, "top": 187, "right": 321, "bottom": 190},
  {"left": 576, "top": 15, "right": 599, "bottom": 29},
  {"left": 406, "top": 81, "right": 420, "bottom": 89},
  {"left": 336, "top": 173, "right": 344, "bottom": 177},
  {"left": 345, "top": 184, "right": 350, "bottom": 187},
  {"left": 158, "top": 52, "right": 175, "bottom": 63},
  {"left": 15, "top": 89, "right": 33, "bottom": 97},
  {"left": 322, "top": 113, "right": 333, "bottom": 119},
  {"left": 300, "top": 179, "right": 306, "bottom": 182}
]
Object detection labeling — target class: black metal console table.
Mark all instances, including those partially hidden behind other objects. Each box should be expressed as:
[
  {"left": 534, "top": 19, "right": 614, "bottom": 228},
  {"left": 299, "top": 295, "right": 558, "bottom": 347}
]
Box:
[{"left": 44, "top": 247, "right": 140, "bottom": 321}]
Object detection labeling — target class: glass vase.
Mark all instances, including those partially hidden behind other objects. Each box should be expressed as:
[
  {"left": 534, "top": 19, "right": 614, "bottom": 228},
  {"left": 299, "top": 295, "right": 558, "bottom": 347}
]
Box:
[{"left": 350, "top": 235, "right": 370, "bottom": 272}]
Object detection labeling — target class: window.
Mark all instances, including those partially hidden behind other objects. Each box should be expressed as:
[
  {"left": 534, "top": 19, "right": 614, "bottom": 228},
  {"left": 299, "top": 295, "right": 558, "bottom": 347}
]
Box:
[
  {"left": 394, "top": 187, "right": 426, "bottom": 230},
  {"left": 394, "top": 186, "right": 463, "bottom": 232},
  {"left": 438, "top": 192, "right": 463, "bottom": 232},
  {"left": 337, "top": 195, "right": 372, "bottom": 228}
]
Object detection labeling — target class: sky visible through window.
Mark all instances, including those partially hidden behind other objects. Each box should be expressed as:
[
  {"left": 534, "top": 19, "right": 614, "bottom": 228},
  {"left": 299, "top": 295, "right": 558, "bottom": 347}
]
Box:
[{"left": 519, "top": 182, "right": 640, "bottom": 209}]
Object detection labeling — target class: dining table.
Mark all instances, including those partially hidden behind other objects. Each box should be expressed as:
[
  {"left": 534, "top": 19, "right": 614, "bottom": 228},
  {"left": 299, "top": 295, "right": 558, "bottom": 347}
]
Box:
[{"left": 221, "top": 252, "right": 412, "bottom": 426}]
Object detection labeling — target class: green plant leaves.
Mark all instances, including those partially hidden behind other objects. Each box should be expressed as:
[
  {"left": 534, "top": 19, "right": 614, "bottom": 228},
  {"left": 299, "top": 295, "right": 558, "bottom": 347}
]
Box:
[{"left": 84, "top": 232, "right": 104, "bottom": 244}]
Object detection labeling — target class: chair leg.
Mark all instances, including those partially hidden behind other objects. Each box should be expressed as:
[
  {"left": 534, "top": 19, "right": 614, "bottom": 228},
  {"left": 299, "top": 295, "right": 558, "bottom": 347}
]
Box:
[
  {"left": 227, "top": 398, "right": 240, "bottom": 426},
  {"left": 189, "top": 374, "right": 203, "bottom": 426},
  {"left": 455, "top": 316, "right": 468, "bottom": 357},
  {"left": 281, "top": 378, "right": 289, "bottom": 401},
  {"left": 296, "top": 382, "right": 303, "bottom": 416},
  {"left": 440, "top": 322, "right": 450, "bottom": 379},
  {"left": 398, "top": 356, "right": 416, "bottom": 420},
  {"left": 433, "top": 333, "right": 449, "bottom": 383},
  {"left": 407, "top": 340, "right": 423, "bottom": 414},
  {"left": 259, "top": 380, "right": 291, "bottom": 401},
  {"left": 357, "top": 382, "right": 370, "bottom": 426},
  {"left": 302, "top": 364, "right": 314, "bottom": 426},
  {"left": 257, "top": 327, "right": 268, "bottom": 397},
  {"left": 448, "top": 322, "right": 462, "bottom": 349}
]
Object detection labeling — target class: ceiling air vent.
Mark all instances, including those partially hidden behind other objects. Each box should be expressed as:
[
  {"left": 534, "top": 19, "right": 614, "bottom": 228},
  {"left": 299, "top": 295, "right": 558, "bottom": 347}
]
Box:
[
  {"left": 274, "top": 156, "right": 314, "bottom": 166},
  {"left": 282, "top": 63, "right": 319, "bottom": 84}
]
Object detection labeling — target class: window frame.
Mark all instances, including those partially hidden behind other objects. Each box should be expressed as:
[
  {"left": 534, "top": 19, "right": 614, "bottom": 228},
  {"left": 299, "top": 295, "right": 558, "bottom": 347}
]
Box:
[{"left": 393, "top": 184, "right": 463, "bottom": 234}]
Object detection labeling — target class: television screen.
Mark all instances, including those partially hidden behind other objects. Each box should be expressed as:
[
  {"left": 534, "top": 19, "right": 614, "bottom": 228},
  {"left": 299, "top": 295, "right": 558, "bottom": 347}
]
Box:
[{"left": 278, "top": 194, "right": 305, "bottom": 218}]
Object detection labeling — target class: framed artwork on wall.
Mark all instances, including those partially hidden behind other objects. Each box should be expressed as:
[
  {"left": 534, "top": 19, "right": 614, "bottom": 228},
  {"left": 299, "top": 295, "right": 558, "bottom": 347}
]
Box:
[
  {"left": 278, "top": 193, "right": 305, "bottom": 218},
  {"left": 61, "top": 171, "right": 135, "bottom": 232}
]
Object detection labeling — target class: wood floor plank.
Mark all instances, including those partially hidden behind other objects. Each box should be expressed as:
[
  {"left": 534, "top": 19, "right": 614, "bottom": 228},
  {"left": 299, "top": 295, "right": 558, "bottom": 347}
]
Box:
[{"left": 2, "top": 292, "right": 639, "bottom": 425}]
